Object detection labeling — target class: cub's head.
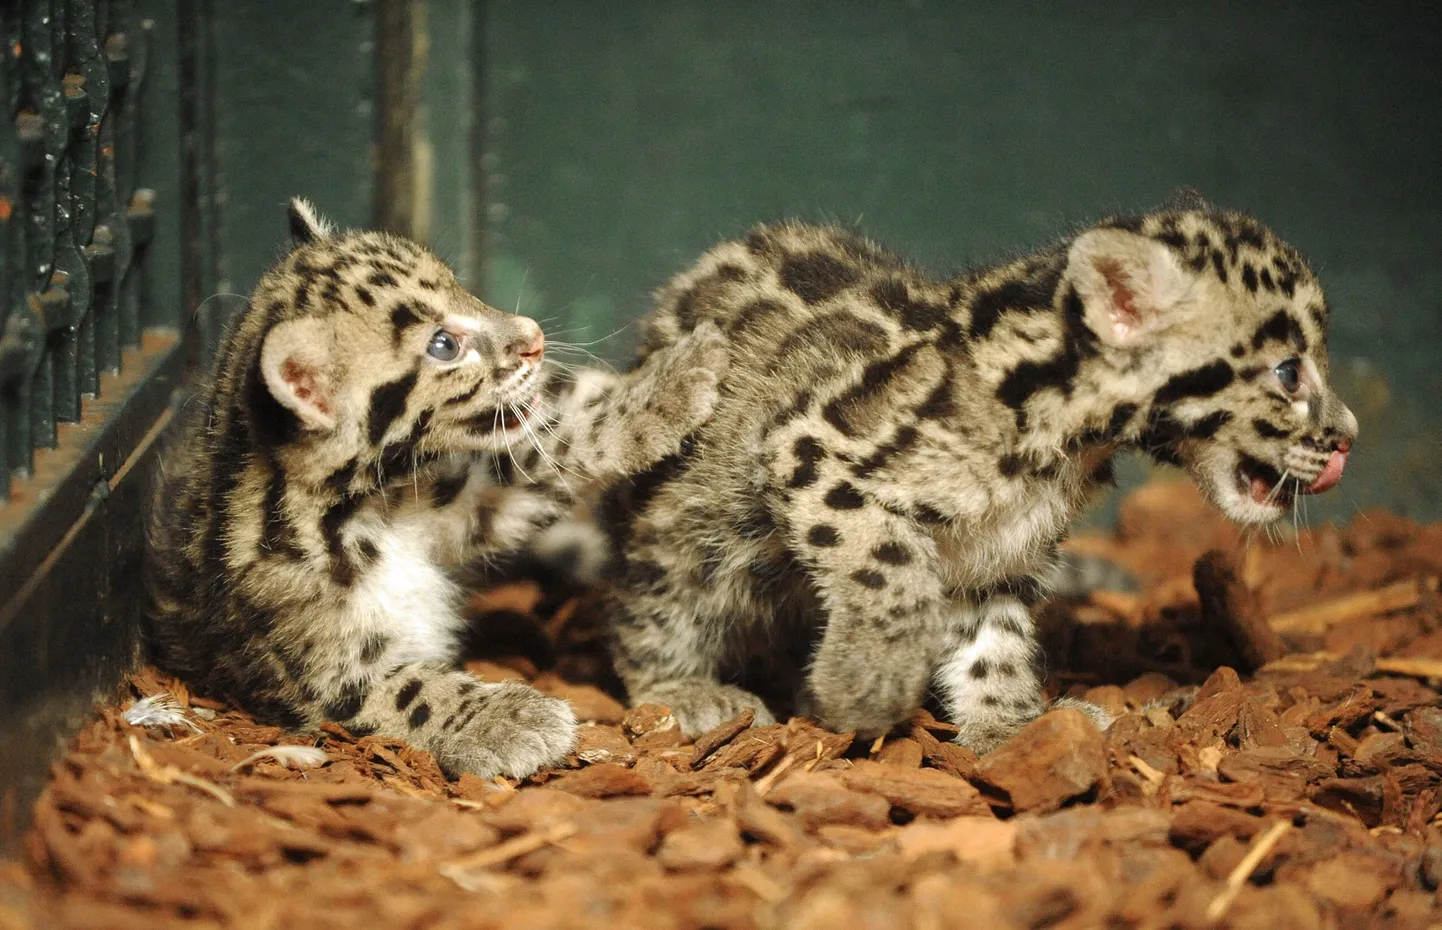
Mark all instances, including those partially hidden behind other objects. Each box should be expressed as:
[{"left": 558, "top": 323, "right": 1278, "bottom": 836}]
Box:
[
  {"left": 1065, "top": 199, "right": 1356, "bottom": 525},
  {"left": 243, "top": 199, "right": 544, "bottom": 470}
]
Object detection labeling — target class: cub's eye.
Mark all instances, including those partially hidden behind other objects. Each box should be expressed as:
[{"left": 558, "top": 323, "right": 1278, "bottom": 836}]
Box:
[
  {"left": 1274, "top": 357, "right": 1301, "bottom": 394},
  {"left": 427, "top": 330, "right": 461, "bottom": 362}
]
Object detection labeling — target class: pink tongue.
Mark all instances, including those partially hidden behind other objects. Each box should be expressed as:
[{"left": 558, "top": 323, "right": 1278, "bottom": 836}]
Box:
[{"left": 1304, "top": 450, "right": 1348, "bottom": 494}]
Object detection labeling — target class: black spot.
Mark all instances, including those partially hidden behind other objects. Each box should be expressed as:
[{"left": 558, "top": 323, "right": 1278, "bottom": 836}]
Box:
[
  {"left": 823, "top": 482, "right": 865, "bottom": 510},
  {"left": 1153, "top": 360, "right": 1234, "bottom": 407},
  {"left": 259, "top": 460, "right": 302, "bottom": 559},
  {"left": 1211, "top": 251, "right": 1228, "bottom": 283},
  {"left": 775, "top": 312, "right": 886, "bottom": 362},
  {"left": 325, "top": 682, "right": 367, "bottom": 721},
  {"left": 914, "top": 370, "right": 955, "bottom": 420},
  {"left": 321, "top": 494, "right": 363, "bottom": 586},
  {"left": 355, "top": 286, "right": 376, "bottom": 307},
  {"left": 1185, "top": 410, "right": 1233, "bottom": 440},
  {"left": 716, "top": 263, "right": 746, "bottom": 280},
  {"left": 968, "top": 266, "right": 1061, "bottom": 340},
  {"left": 408, "top": 703, "right": 431, "bottom": 728},
  {"left": 871, "top": 278, "right": 948, "bottom": 331},
  {"left": 367, "top": 370, "right": 419, "bottom": 445},
  {"left": 325, "top": 458, "right": 358, "bottom": 493},
  {"left": 872, "top": 542, "right": 911, "bottom": 565},
  {"left": 788, "top": 436, "right": 827, "bottom": 489},
  {"left": 968, "top": 660, "right": 990, "bottom": 680},
  {"left": 355, "top": 537, "right": 380, "bottom": 567},
  {"left": 850, "top": 569, "right": 887, "bottom": 590},
  {"left": 444, "top": 382, "right": 482, "bottom": 408},
  {"left": 1105, "top": 403, "right": 1137, "bottom": 439},
  {"left": 851, "top": 425, "right": 919, "bottom": 478},
  {"left": 981, "top": 695, "right": 1001, "bottom": 708},
  {"left": 808, "top": 524, "right": 840, "bottom": 547},
  {"left": 729, "top": 298, "right": 785, "bottom": 337},
  {"left": 394, "top": 679, "right": 423, "bottom": 711},
  {"left": 779, "top": 251, "right": 860, "bottom": 304},
  {"left": 822, "top": 344, "right": 927, "bottom": 436},
  {"left": 1155, "top": 230, "right": 1188, "bottom": 251},
  {"left": 367, "top": 271, "right": 399, "bottom": 288},
  {"left": 736, "top": 505, "right": 776, "bottom": 540},
  {"left": 360, "top": 634, "right": 389, "bottom": 664},
  {"left": 1230, "top": 344, "right": 1245, "bottom": 358},
  {"left": 1253, "top": 418, "right": 1291, "bottom": 440},
  {"left": 1250, "top": 309, "right": 1307, "bottom": 353},
  {"left": 1241, "top": 264, "right": 1258, "bottom": 293},
  {"left": 391, "top": 303, "right": 423, "bottom": 341},
  {"left": 1259, "top": 268, "right": 1275, "bottom": 292},
  {"left": 912, "top": 503, "right": 949, "bottom": 526},
  {"left": 418, "top": 278, "right": 440, "bottom": 290},
  {"left": 431, "top": 470, "right": 469, "bottom": 508}
]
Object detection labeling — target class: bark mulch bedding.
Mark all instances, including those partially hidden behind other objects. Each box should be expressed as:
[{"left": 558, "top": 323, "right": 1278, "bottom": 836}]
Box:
[{"left": 3, "top": 480, "right": 1442, "bottom": 929}]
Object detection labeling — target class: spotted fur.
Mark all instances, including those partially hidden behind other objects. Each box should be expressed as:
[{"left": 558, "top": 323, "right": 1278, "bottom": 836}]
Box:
[
  {"left": 604, "top": 196, "right": 1356, "bottom": 753},
  {"left": 145, "top": 199, "right": 728, "bottom": 778}
]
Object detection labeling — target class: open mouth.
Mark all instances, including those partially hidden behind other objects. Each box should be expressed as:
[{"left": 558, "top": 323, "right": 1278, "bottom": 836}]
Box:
[
  {"left": 500, "top": 407, "right": 529, "bottom": 431},
  {"left": 1235, "top": 448, "right": 1349, "bottom": 509},
  {"left": 1236, "top": 456, "right": 1294, "bottom": 509}
]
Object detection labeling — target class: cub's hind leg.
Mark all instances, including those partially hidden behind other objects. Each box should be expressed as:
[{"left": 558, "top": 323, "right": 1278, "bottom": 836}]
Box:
[{"left": 780, "top": 474, "right": 954, "bottom": 738}]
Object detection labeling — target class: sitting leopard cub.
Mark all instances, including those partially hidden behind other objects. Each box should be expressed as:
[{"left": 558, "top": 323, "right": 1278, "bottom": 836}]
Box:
[
  {"left": 146, "top": 199, "right": 728, "bottom": 778},
  {"left": 604, "top": 196, "right": 1356, "bottom": 753}
]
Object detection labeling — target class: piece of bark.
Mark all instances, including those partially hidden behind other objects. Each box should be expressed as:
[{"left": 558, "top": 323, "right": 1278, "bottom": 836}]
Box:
[
  {"left": 840, "top": 760, "right": 990, "bottom": 819},
  {"left": 689, "top": 709, "right": 755, "bottom": 769},
  {"left": 973, "top": 709, "right": 1108, "bottom": 814},
  {"left": 1194, "top": 551, "right": 1287, "bottom": 672}
]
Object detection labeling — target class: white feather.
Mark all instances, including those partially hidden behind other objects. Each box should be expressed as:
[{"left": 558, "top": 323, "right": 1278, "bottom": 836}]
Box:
[{"left": 123, "top": 694, "right": 203, "bottom": 733}]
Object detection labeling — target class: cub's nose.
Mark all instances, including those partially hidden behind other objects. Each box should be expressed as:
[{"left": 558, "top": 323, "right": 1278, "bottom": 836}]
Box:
[{"left": 507, "top": 320, "right": 545, "bottom": 362}]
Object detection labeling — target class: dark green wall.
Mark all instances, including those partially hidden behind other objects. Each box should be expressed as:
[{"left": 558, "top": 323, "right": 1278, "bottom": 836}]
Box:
[{"left": 481, "top": 0, "right": 1442, "bottom": 525}]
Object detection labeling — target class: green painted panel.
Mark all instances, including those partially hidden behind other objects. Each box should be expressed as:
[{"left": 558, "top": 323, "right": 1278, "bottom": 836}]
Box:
[
  {"left": 482, "top": 1, "right": 1442, "bottom": 524},
  {"left": 212, "top": 0, "right": 377, "bottom": 298}
]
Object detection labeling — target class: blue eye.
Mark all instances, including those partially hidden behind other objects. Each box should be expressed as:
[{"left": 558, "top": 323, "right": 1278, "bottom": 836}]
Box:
[
  {"left": 427, "top": 330, "right": 460, "bottom": 361},
  {"left": 1275, "top": 358, "right": 1301, "bottom": 393}
]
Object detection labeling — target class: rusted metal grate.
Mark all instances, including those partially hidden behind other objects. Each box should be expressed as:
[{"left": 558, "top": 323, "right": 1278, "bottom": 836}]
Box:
[{"left": 0, "top": 0, "right": 158, "bottom": 502}]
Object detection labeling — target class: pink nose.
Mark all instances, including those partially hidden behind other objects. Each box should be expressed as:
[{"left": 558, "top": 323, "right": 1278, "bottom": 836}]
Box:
[
  {"left": 514, "top": 330, "right": 545, "bottom": 362},
  {"left": 1303, "top": 448, "right": 1348, "bottom": 494}
]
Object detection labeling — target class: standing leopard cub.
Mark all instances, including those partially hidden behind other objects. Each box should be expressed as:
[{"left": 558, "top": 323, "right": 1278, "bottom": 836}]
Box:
[
  {"left": 604, "top": 196, "right": 1356, "bottom": 753},
  {"left": 146, "top": 199, "right": 728, "bottom": 778}
]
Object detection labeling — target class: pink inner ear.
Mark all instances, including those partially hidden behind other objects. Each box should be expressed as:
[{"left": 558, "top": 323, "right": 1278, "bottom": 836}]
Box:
[
  {"left": 1094, "top": 258, "right": 1140, "bottom": 325},
  {"left": 281, "top": 357, "right": 331, "bottom": 416}
]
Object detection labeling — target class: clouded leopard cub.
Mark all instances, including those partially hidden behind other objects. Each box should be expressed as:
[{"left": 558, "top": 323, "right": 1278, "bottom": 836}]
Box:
[
  {"left": 146, "top": 199, "right": 728, "bottom": 778},
  {"left": 604, "top": 195, "right": 1356, "bottom": 753}
]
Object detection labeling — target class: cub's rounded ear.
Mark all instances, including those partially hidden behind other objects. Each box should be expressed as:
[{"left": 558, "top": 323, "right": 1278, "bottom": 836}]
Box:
[
  {"left": 287, "top": 197, "right": 335, "bottom": 247},
  {"left": 260, "top": 317, "right": 337, "bottom": 432},
  {"left": 1066, "top": 228, "right": 1193, "bottom": 348}
]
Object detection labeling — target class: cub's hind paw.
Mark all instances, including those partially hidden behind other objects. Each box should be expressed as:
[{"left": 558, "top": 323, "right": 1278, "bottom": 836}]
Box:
[
  {"left": 631, "top": 680, "right": 773, "bottom": 739},
  {"left": 434, "top": 682, "right": 577, "bottom": 779}
]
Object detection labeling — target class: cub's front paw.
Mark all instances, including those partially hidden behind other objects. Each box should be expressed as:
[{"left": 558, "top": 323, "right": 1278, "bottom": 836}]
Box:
[
  {"left": 435, "top": 682, "right": 577, "bottom": 779},
  {"left": 635, "top": 321, "right": 730, "bottom": 453}
]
